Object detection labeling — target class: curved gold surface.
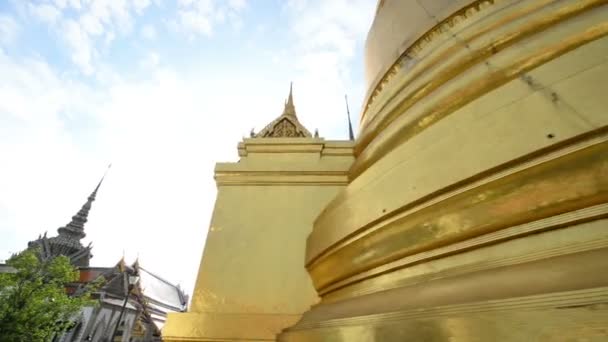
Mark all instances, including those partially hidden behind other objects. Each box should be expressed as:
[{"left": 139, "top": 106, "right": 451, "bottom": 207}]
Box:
[
  {"left": 310, "top": 136, "right": 608, "bottom": 291},
  {"left": 284, "top": 0, "right": 608, "bottom": 340},
  {"left": 358, "top": 0, "right": 605, "bottom": 152},
  {"left": 355, "top": 2, "right": 608, "bottom": 179},
  {"left": 298, "top": 247, "right": 608, "bottom": 323},
  {"left": 361, "top": 0, "right": 559, "bottom": 127},
  {"left": 363, "top": 0, "right": 489, "bottom": 118},
  {"left": 280, "top": 287, "right": 608, "bottom": 342},
  {"left": 321, "top": 211, "right": 608, "bottom": 301},
  {"left": 307, "top": 2, "right": 608, "bottom": 265}
]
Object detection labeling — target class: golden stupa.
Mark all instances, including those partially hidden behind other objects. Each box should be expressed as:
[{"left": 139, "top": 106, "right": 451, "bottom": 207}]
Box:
[{"left": 164, "top": 0, "right": 608, "bottom": 340}]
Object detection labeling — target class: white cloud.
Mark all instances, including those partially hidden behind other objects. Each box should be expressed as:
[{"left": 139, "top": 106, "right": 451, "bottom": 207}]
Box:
[
  {"left": 290, "top": 0, "right": 373, "bottom": 55},
  {"left": 133, "top": 0, "right": 152, "bottom": 14},
  {"left": 0, "top": 15, "right": 19, "bottom": 46},
  {"left": 88, "top": 0, "right": 134, "bottom": 34},
  {"left": 28, "top": 3, "right": 62, "bottom": 25},
  {"left": 283, "top": 0, "right": 375, "bottom": 133},
  {"left": 178, "top": 0, "right": 197, "bottom": 6},
  {"left": 53, "top": 0, "right": 68, "bottom": 9},
  {"left": 13, "top": 0, "right": 250, "bottom": 74},
  {"left": 63, "top": 19, "right": 96, "bottom": 75},
  {"left": 139, "top": 51, "right": 160, "bottom": 68},
  {"left": 228, "top": 0, "right": 247, "bottom": 12},
  {"left": 0, "top": 52, "right": 64, "bottom": 123},
  {"left": 25, "top": 0, "right": 161, "bottom": 74},
  {"left": 54, "top": 0, "right": 83, "bottom": 10},
  {"left": 173, "top": 0, "right": 247, "bottom": 38},
  {"left": 80, "top": 13, "right": 105, "bottom": 36},
  {"left": 176, "top": 9, "right": 212, "bottom": 37},
  {"left": 141, "top": 24, "right": 156, "bottom": 40}
]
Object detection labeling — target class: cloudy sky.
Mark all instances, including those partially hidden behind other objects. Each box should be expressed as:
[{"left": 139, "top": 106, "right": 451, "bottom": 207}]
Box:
[{"left": 0, "top": 0, "right": 376, "bottom": 296}]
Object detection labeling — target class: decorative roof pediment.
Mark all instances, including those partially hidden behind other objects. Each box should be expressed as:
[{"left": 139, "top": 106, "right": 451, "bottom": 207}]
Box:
[
  {"left": 254, "top": 83, "right": 312, "bottom": 138},
  {"left": 257, "top": 116, "right": 311, "bottom": 138}
]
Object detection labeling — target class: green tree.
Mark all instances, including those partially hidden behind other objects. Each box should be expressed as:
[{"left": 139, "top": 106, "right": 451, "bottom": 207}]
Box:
[{"left": 0, "top": 249, "right": 98, "bottom": 342}]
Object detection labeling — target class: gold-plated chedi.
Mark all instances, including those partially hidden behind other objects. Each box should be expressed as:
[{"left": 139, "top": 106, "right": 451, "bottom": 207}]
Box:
[{"left": 164, "top": 0, "right": 608, "bottom": 340}]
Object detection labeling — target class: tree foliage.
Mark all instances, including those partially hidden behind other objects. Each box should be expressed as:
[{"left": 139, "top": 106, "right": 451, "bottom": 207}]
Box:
[{"left": 0, "top": 249, "right": 98, "bottom": 342}]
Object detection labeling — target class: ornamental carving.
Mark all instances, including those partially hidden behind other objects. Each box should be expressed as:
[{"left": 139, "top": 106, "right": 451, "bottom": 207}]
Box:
[
  {"left": 254, "top": 84, "right": 313, "bottom": 138},
  {"left": 263, "top": 118, "right": 306, "bottom": 138}
]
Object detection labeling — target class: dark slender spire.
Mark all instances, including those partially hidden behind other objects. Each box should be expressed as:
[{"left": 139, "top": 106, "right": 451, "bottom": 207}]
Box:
[
  {"left": 57, "top": 165, "right": 110, "bottom": 240},
  {"left": 345, "top": 94, "right": 355, "bottom": 140}
]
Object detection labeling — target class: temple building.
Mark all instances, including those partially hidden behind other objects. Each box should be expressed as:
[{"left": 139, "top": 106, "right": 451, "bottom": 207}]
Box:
[
  {"left": 164, "top": 0, "right": 608, "bottom": 340},
  {"left": 62, "top": 259, "right": 188, "bottom": 342},
  {"left": 5, "top": 174, "right": 188, "bottom": 342}
]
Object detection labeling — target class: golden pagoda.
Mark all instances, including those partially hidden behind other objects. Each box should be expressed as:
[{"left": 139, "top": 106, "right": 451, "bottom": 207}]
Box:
[{"left": 164, "top": 0, "right": 608, "bottom": 340}]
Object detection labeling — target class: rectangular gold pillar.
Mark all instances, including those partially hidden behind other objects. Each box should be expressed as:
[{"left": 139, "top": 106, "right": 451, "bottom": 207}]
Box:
[{"left": 163, "top": 138, "right": 353, "bottom": 341}]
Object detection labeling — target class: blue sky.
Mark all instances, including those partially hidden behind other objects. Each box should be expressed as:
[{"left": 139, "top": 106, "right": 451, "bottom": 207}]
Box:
[{"left": 0, "top": 0, "right": 376, "bottom": 296}]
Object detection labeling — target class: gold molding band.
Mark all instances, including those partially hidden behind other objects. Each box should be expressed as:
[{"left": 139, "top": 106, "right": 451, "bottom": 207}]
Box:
[
  {"left": 320, "top": 204, "right": 608, "bottom": 300},
  {"left": 280, "top": 286, "right": 608, "bottom": 341},
  {"left": 214, "top": 171, "right": 350, "bottom": 186},
  {"left": 351, "top": 19, "right": 608, "bottom": 179},
  {"left": 307, "top": 127, "right": 608, "bottom": 268},
  {"left": 358, "top": 0, "right": 604, "bottom": 153},
  {"left": 362, "top": 0, "right": 502, "bottom": 123},
  {"left": 308, "top": 138, "right": 608, "bottom": 291}
]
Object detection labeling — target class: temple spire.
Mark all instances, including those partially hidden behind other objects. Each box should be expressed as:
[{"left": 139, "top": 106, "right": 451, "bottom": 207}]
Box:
[
  {"left": 345, "top": 94, "right": 355, "bottom": 140},
  {"left": 283, "top": 82, "right": 297, "bottom": 117},
  {"left": 287, "top": 82, "right": 294, "bottom": 106},
  {"left": 57, "top": 165, "right": 110, "bottom": 240},
  {"left": 255, "top": 83, "right": 312, "bottom": 138}
]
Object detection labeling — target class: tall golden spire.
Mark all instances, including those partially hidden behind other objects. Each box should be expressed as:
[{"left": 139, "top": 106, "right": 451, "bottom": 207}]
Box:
[{"left": 282, "top": 82, "right": 297, "bottom": 117}]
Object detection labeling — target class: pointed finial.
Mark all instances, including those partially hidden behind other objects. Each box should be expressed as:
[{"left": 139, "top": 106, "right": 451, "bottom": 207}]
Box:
[
  {"left": 314, "top": 129, "right": 319, "bottom": 138},
  {"left": 57, "top": 165, "right": 110, "bottom": 240},
  {"left": 283, "top": 82, "right": 296, "bottom": 117},
  {"left": 118, "top": 256, "right": 126, "bottom": 272},
  {"left": 89, "top": 164, "right": 110, "bottom": 201},
  {"left": 345, "top": 94, "right": 355, "bottom": 140}
]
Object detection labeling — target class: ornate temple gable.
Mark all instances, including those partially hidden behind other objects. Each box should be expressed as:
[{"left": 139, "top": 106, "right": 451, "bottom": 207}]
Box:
[
  {"left": 259, "top": 117, "right": 310, "bottom": 138},
  {"left": 254, "top": 83, "right": 312, "bottom": 138}
]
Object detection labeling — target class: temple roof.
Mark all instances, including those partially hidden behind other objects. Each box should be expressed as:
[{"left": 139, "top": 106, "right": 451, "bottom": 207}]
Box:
[
  {"left": 255, "top": 83, "right": 312, "bottom": 138},
  {"left": 56, "top": 176, "right": 103, "bottom": 240},
  {"left": 28, "top": 169, "right": 108, "bottom": 267},
  {"left": 86, "top": 259, "right": 188, "bottom": 332}
]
